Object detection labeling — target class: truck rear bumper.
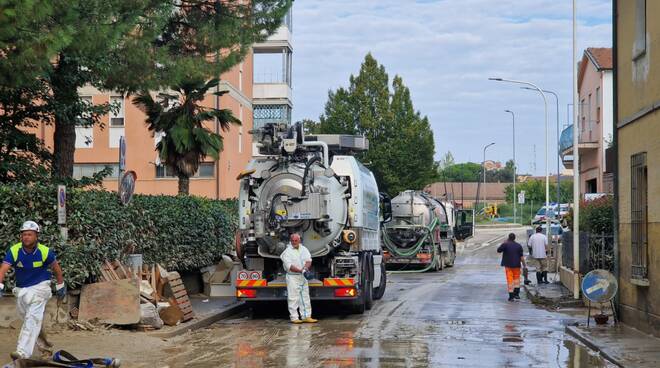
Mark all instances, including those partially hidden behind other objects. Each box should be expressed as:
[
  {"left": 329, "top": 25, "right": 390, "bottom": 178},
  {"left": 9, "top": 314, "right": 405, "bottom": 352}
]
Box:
[{"left": 236, "top": 279, "right": 358, "bottom": 301}]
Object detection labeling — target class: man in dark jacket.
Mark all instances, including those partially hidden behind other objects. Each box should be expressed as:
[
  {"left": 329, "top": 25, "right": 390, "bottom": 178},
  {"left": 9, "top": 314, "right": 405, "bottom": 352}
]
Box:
[{"left": 497, "top": 233, "right": 527, "bottom": 301}]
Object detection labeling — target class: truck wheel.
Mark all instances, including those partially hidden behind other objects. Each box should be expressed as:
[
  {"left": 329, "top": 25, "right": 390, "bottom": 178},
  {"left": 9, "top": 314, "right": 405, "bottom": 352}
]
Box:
[
  {"left": 365, "top": 254, "right": 374, "bottom": 310},
  {"left": 351, "top": 253, "right": 369, "bottom": 314},
  {"left": 373, "top": 258, "right": 387, "bottom": 300},
  {"left": 445, "top": 243, "right": 456, "bottom": 268},
  {"left": 434, "top": 246, "right": 443, "bottom": 272}
]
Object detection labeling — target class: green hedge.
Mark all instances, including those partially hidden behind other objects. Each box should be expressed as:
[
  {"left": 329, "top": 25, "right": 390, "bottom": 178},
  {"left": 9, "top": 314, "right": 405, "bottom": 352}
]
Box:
[{"left": 0, "top": 184, "right": 237, "bottom": 288}]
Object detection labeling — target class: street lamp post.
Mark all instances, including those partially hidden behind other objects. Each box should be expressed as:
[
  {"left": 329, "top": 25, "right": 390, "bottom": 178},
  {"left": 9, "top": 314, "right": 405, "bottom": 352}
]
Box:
[
  {"left": 504, "top": 110, "right": 516, "bottom": 224},
  {"left": 489, "top": 77, "right": 551, "bottom": 239},
  {"left": 572, "top": 0, "right": 581, "bottom": 299},
  {"left": 522, "top": 87, "right": 562, "bottom": 207},
  {"left": 482, "top": 142, "right": 495, "bottom": 212}
]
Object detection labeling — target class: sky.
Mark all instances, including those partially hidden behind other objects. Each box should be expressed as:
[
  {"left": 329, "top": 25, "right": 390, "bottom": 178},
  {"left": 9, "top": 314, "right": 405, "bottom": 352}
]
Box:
[{"left": 290, "top": 0, "right": 612, "bottom": 176}]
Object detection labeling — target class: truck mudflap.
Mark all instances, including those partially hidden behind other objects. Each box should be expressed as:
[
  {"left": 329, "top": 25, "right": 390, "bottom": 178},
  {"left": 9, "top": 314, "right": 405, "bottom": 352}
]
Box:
[{"left": 236, "top": 278, "right": 358, "bottom": 301}]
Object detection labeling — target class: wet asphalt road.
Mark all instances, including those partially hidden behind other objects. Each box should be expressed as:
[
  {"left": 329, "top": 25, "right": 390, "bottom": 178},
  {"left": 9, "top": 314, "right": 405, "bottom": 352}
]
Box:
[{"left": 164, "top": 227, "right": 613, "bottom": 368}]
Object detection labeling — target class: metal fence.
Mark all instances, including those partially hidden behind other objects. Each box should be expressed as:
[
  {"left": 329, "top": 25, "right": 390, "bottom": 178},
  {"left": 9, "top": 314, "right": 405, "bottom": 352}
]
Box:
[
  {"left": 587, "top": 234, "right": 614, "bottom": 272},
  {"left": 562, "top": 231, "right": 614, "bottom": 274}
]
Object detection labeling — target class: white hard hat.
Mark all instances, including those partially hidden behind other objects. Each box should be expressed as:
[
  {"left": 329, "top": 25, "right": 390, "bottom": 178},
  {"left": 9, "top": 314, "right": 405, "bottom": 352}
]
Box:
[{"left": 20, "top": 221, "right": 40, "bottom": 233}]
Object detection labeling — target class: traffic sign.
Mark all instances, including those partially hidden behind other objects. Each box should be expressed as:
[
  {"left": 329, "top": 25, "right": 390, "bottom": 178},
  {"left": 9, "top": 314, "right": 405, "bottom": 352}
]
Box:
[
  {"left": 118, "top": 171, "right": 137, "bottom": 205},
  {"left": 57, "top": 185, "right": 66, "bottom": 225},
  {"left": 518, "top": 191, "right": 525, "bottom": 204},
  {"left": 581, "top": 269, "right": 618, "bottom": 303}
]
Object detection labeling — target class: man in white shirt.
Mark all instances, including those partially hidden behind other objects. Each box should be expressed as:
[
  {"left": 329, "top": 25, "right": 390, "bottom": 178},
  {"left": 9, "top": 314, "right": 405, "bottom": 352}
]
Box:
[
  {"left": 527, "top": 227, "right": 549, "bottom": 284},
  {"left": 280, "top": 233, "right": 318, "bottom": 323}
]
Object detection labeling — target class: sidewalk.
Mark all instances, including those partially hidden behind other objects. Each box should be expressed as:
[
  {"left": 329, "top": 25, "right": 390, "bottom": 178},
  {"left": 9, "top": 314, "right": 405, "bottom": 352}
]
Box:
[
  {"left": 567, "top": 324, "right": 660, "bottom": 368},
  {"left": 523, "top": 276, "right": 584, "bottom": 308},
  {"left": 149, "top": 295, "right": 245, "bottom": 338}
]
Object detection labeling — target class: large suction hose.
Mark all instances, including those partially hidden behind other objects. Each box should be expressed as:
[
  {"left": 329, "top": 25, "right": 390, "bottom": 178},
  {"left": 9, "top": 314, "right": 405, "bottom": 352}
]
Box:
[{"left": 382, "top": 218, "right": 441, "bottom": 273}]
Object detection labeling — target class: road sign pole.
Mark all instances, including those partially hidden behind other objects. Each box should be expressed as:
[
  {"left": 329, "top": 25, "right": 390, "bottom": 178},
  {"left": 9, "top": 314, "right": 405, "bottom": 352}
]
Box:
[{"left": 57, "top": 185, "right": 67, "bottom": 242}]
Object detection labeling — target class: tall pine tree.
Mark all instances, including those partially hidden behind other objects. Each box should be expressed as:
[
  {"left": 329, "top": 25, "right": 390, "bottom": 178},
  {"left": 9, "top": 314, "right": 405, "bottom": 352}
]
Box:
[{"left": 315, "top": 54, "right": 438, "bottom": 195}]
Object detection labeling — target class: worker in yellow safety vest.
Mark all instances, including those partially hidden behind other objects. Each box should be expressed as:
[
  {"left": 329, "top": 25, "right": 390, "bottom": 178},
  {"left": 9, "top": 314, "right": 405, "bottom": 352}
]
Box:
[{"left": 0, "top": 221, "right": 66, "bottom": 361}]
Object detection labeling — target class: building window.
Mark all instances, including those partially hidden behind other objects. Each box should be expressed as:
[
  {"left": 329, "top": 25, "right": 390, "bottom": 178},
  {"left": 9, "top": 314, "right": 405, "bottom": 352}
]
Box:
[
  {"left": 596, "top": 87, "right": 601, "bottom": 124},
  {"left": 634, "top": 0, "right": 646, "bottom": 60},
  {"left": 630, "top": 152, "right": 648, "bottom": 281},
  {"left": 238, "top": 106, "right": 243, "bottom": 153},
  {"left": 110, "top": 96, "right": 125, "bottom": 127},
  {"left": 76, "top": 96, "right": 93, "bottom": 127},
  {"left": 253, "top": 104, "right": 291, "bottom": 129},
  {"left": 73, "top": 163, "right": 119, "bottom": 179},
  {"left": 156, "top": 162, "right": 215, "bottom": 178}
]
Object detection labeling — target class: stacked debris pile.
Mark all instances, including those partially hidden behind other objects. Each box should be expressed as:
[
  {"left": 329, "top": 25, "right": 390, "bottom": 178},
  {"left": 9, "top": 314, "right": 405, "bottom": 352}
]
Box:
[{"left": 69, "top": 259, "right": 194, "bottom": 332}]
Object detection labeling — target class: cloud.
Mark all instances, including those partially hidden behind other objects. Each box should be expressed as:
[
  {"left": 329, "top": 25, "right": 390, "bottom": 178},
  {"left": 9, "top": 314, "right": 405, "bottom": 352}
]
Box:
[{"left": 291, "top": 0, "right": 612, "bottom": 175}]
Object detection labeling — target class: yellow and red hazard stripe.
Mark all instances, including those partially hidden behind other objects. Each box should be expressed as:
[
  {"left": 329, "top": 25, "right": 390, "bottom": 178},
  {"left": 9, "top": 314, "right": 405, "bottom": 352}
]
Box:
[
  {"left": 323, "top": 278, "right": 355, "bottom": 287},
  {"left": 236, "top": 279, "right": 267, "bottom": 287}
]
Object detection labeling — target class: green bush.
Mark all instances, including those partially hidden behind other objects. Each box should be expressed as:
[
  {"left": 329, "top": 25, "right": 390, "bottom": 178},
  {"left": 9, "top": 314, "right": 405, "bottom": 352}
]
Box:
[
  {"left": 579, "top": 196, "right": 614, "bottom": 235},
  {"left": 0, "top": 183, "right": 237, "bottom": 288}
]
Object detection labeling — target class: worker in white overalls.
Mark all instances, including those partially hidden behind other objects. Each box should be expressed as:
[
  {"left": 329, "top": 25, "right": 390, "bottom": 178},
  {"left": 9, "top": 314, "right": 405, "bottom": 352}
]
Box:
[
  {"left": 0, "top": 221, "right": 66, "bottom": 360},
  {"left": 280, "top": 233, "right": 318, "bottom": 324}
]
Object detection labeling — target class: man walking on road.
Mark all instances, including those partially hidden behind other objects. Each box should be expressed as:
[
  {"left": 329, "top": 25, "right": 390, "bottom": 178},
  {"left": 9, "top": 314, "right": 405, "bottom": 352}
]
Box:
[
  {"left": 527, "top": 226, "right": 549, "bottom": 284},
  {"left": 280, "top": 233, "right": 318, "bottom": 324},
  {"left": 0, "top": 221, "right": 66, "bottom": 360},
  {"left": 497, "top": 233, "right": 526, "bottom": 302}
]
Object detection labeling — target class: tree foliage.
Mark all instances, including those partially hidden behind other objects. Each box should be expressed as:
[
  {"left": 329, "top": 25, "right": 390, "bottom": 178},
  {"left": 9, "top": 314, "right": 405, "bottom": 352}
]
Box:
[
  {"left": 133, "top": 78, "right": 240, "bottom": 195},
  {"left": 438, "top": 151, "right": 455, "bottom": 170},
  {"left": 311, "top": 54, "right": 438, "bottom": 195},
  {"left": 504, "top": 179, "right": 573, "bottom": 205},
  {"left": 0, "top": 0, "right": 291, "bottom": 179},
  {"left": 438, "top": 159, "right": 515, "bottom": 183}
]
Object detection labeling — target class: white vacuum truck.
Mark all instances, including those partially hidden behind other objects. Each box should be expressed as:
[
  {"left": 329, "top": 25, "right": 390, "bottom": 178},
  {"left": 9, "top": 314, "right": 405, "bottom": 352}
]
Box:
[
  {"left": 382, "top": 190, "right": 474, "bottom": 271},
  {"left": 235, "top": 122, "right": 392, "bottom": 313}
]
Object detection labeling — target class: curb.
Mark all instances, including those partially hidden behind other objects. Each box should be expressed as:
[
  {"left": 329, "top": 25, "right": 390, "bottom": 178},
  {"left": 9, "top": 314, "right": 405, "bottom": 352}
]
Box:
[
  {"left": 565, "top": 326, "right": 624, "bottom": 368},
  {"left": 149, "top": 301, "right": 246, "bottom": 338}
]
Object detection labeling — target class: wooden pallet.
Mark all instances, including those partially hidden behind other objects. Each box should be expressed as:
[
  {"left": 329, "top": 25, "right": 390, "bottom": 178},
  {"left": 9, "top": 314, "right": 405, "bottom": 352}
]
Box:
[{"left": 168, "top": 272, "right": 194, "bottom": 322}]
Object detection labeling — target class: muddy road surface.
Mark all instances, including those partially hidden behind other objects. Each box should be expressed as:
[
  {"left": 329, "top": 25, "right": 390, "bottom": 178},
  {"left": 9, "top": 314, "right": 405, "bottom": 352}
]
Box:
[{"left": 162, "top": 226, "right": 613, "bottom": 368}]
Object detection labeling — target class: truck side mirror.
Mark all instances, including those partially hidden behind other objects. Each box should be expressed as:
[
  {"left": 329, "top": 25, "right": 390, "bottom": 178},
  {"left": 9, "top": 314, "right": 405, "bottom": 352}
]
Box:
[{"left": 380, "top": 192, "right": 392, "bottom": 224}]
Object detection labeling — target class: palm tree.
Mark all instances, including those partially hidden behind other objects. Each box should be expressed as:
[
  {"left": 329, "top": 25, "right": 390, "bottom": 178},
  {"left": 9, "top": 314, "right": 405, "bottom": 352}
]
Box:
[{"left": 133, "top": 78, "right": 240, "bottom": 195}]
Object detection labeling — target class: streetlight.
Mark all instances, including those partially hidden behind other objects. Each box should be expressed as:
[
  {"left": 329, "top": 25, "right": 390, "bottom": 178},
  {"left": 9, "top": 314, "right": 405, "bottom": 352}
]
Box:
[
  {"left": 489, "top": 77, "right": 550, "bottom": 238},
  {"left": 482, "top": 142, "right": 495, "bottom": 212},
  {"left": 521, "top": 87, "right": 561, "bottom": 207},
  {"left": 571, "top": 0, "right": 580, "bottom": 299},
  {"left": 504, "top": 110, "right": 516, "bottom": 224}
]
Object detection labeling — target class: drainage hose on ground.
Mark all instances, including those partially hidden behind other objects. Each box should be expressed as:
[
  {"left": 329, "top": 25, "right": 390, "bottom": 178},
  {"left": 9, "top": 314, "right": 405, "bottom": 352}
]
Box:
[{"left": 382, "top": 218, "right": 440, "bottom": 273}]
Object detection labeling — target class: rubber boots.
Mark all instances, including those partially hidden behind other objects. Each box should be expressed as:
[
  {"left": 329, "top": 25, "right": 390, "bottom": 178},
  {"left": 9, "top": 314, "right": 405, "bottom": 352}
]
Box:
[
  {"left": 542, "top": 271, "right": 550, "bottom": 284},
  {"left": 513, "top": 288, "right": 521, "bottom": 299},
  {"left": 508, "top": 292, "right": 515, "bottom": 302},
  {"left": 535, "top": 272, "right": 543, "bottom": 285}
]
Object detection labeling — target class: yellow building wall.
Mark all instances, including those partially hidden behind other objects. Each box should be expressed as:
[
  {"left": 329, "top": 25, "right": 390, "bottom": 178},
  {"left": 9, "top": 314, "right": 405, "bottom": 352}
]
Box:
[{"left": 616, "top": 0, "right": 660, "bottom": 337}]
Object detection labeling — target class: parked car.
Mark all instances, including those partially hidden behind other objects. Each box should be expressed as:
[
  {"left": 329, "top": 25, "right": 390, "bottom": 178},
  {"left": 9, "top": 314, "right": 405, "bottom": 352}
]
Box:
[{"left": 532, "top": 207, "right": 557, "bottom": 225}]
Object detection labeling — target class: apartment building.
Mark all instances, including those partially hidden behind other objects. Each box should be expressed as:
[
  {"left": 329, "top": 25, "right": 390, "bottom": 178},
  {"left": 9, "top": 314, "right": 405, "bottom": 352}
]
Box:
[
  {"left": 252, "top": 7, "right": 293, "bottom": 129},
  {"left": 34, "top": 6, "right": 295, "bottom": 199},
  {"left": 615, "top": 0, "right": 660, "bottom": 338},
  {"left": 559, "top": 47, "right": 614, "bottom": 196},
  {"left": 36, "top": 58, "right": 253, "bottom": 199}
]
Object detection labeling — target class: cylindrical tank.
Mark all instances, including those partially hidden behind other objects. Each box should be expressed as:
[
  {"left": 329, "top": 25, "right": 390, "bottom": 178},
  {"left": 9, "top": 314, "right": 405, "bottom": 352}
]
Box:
[
  {"left": 244, "top": 161, "right": 348, "bottom": 257},
  {"left": 385, "top": 190, "right": 448, "bottom": 248}
]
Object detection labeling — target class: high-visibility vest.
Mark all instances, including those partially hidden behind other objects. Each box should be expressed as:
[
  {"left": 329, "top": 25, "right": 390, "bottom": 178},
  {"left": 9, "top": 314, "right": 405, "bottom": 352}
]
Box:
[{"left": 10, "top": 243, "right": 49, "bottom": 268}]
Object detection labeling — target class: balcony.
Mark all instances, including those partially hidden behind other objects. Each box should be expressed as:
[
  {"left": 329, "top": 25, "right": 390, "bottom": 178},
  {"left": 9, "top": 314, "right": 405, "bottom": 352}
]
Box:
[{"left": 560, "top": 124, "right": 600, "bottom": 169}]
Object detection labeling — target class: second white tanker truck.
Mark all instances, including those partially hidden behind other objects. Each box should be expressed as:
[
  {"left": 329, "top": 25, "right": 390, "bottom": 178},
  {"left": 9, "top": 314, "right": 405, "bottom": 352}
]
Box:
[
  {"left": 234, "top": 122, "right": 392, "bottom": 313},
  {"left": 382, "top": 190, "right": 474, "bottom": 271}
]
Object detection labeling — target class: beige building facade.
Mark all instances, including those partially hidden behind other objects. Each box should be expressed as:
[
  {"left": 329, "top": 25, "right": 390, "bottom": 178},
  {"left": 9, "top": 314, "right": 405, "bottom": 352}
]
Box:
[
  {"left": 560, "top": 48, "right": 614, "bottom": 196},
  {"left": 36, "top": 56, "right": 253, "bottom": 199},
  {"left": 615, "top": 0, "right": 660, "bottom": 337}
]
